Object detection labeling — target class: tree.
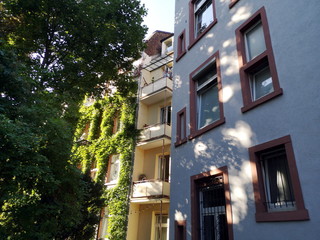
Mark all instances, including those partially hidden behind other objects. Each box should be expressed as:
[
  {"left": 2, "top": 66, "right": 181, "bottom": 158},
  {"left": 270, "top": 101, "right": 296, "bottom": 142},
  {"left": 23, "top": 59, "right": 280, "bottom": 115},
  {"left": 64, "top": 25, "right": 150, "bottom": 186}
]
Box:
[{"left": 0, "top": 0, "right": 146, "bottom": 238}]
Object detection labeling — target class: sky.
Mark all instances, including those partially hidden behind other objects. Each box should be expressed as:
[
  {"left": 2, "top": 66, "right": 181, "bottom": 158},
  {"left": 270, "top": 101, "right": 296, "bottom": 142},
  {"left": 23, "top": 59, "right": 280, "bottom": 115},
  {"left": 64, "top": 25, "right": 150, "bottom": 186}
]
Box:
[{"left": 140, "top": 0, "right": 175, "bottom": 39}]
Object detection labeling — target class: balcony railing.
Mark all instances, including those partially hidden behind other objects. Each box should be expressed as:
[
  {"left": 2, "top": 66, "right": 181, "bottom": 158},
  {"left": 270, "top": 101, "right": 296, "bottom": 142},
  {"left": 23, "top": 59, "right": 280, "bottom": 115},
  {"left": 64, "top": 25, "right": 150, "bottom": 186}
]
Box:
[
  {"left": 139, "top": 123, "right": 171, "bottom": 142},
  {"left": 132, "top": 179, "right": 170, "bottom": 199},
  {"left": 140, "top": 77, "right": 172, "bottom": 105}
]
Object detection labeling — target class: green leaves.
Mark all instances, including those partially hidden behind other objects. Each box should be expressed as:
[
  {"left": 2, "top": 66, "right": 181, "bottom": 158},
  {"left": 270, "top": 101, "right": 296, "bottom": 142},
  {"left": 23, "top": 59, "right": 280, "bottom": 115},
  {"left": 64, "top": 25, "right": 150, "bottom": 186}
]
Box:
[{"left": 1, "top": 0, "right": 145, "bottom": 238}]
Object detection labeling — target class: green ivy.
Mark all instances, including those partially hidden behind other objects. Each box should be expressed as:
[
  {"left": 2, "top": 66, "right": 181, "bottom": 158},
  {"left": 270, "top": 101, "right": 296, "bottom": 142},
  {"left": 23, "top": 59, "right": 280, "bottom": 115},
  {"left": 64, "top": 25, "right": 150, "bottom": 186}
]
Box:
[{"left": 71, "top": 93, "right": 138, "bottom": 240}]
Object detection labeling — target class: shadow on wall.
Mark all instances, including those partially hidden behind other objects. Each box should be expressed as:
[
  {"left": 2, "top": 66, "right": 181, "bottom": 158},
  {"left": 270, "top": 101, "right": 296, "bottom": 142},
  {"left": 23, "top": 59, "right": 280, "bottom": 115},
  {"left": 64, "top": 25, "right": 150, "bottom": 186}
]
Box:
[
  {"left": 173, "top": 120, "right": 257, "bottom": 231},
  {"left": 172, "top": 1, "right": 260, "bottom": 234}
]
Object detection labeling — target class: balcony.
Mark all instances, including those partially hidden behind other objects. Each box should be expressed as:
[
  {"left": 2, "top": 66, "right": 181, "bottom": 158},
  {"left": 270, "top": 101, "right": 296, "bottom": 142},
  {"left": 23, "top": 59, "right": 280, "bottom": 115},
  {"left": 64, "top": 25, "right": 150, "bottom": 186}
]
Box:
[
  {"left": 137, "top": 123, "right": 171, "bottom": 150},
  {"left": 131, "top": 180, "right": 170, "bottom": 201},
  {"left": 140, "top": 77, "right": 173, "bottom": 105}
]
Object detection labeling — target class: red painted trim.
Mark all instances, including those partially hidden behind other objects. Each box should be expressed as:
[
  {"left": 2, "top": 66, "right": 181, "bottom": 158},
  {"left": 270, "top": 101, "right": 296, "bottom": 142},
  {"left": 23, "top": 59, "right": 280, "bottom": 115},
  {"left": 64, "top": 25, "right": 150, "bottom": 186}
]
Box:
[
  {"left": 176, "top": 29, "right": 187, "bottom": 62},
  {"left": 188, "top": 0, "right": 217, "bottom": 50},
  {"left": 175, "top": 107, "right": 188, "bottom": 147},
  {"left": 229, "top": 0, "right": 240, "bottom": 9},
  {"left": 249, "top": 135, "right": 309, "bottom": 222},
  {"left": 235, "top": 7, "right": 282, "bottom": 113},
  {"left": 190, "top": 166, "right": 234, "bottom": 240},
  {"left": 188, "top": 51, "right": 225, "bottom": 140}
]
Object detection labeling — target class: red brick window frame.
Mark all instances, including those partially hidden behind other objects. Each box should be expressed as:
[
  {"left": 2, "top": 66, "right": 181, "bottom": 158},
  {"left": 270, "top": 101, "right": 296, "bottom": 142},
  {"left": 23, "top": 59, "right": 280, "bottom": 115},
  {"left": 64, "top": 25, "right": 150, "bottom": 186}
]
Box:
[
  {"left": 236, "top": 7, "right": 283, "bottom": 113},
  {"left": 175, "top": 107, "right": 187, "bottom": 147},
  {"left": 188, "top": 0, "right": 217, "bottom": 50},
  {"left": 175, "top": 220, "right": 186, "bottom": 240},
  {"left": 249, "top": 135, "right": 309, "bottom": 222},
  {"left": 189, "top": 51, "right": 225, "bottom": 139},
  {"left": 191, "top": 166, "right": 234, "bottom": 240},
  {"left": 229, "top": 0, "right": 240, "bottom": 9},
  {"left": 176, "top": 30, "right": 187, "bottom": 62}
]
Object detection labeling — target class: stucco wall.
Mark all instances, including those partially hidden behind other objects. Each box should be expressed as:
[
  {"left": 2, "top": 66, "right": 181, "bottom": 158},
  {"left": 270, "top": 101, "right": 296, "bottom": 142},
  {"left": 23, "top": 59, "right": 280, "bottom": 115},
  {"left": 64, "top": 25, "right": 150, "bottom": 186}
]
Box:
[{"left": 170, "top": 0, "right": 320, "bottom": 239}]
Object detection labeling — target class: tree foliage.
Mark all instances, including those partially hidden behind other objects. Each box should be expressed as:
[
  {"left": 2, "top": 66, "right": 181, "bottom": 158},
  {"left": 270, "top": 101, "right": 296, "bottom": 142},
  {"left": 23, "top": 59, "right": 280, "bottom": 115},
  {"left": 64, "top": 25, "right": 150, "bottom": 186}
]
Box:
[{"left": 0, "top": 0, "right": 146, "bottom": 239}]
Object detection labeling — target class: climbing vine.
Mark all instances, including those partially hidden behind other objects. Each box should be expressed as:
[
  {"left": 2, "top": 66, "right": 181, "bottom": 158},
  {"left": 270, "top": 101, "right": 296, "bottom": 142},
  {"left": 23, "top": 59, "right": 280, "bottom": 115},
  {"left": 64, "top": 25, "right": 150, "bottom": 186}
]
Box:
[{"left": 71, "top": 92, "right": 139, "bottom": 240}]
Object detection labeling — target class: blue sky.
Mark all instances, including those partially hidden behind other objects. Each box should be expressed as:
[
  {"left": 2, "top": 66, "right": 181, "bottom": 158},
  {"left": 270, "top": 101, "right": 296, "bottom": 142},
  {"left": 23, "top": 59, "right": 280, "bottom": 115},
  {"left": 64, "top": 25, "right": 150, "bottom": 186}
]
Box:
[{"left": 140, "top": 0, "right": 175, "bottom": 38}]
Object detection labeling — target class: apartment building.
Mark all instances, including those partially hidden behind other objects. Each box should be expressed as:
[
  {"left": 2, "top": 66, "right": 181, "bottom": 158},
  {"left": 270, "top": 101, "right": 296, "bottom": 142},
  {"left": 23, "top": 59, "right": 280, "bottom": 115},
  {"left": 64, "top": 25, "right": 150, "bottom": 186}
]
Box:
[
  {"left": 170, "top": 0, "right": 320, "bottom": 239},
  {"left": 126, "top": 31, "right": 174, "bottom": 240}
]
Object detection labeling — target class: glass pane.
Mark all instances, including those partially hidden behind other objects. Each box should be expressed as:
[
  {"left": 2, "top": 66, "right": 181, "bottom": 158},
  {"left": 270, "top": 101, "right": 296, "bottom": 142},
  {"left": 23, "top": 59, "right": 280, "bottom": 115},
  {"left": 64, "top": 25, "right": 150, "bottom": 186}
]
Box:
[
  {"left": 197, "top": 64, "right": 217, "bottom": 88},
  {"left": 195, "top": 1, "right": 213, "bottom": 36},
  {"left": 195, "top": 0, "right": 207, "bottom": 10},
  {"left": 155, "top": 215, "right": 168, "bottom": 240},
  {"left": 261, "top": 148, "right": 295, "bottom": 210},
  {"left": 159, "top": 156, "right": 170, "bottom": 181},
  {"left": 199, "top": 176, "right": 228, "bottom": 240},
  {"left": 245, "top": 22, "right": 266, "bottom": 60},
  {"left": 109, "top": 155, "right": 120, "bottom": 182},
  {"left": 99, "top": 208, "right": 109, "bottom": 239},
  {"left": 198, "top": 82, "right": 220, "bottom": 129},
  {"left": 202, "top": 215, "right": 215, "bottom": 240},
  {"left": 266, "top": 153, "right": 294, "bottom": 203},
  {"left": 252, "top": 67, "right": 273, "bottom": 100},
  {"left": 155, "top": 228, "right": 167, "bottom": 240}
]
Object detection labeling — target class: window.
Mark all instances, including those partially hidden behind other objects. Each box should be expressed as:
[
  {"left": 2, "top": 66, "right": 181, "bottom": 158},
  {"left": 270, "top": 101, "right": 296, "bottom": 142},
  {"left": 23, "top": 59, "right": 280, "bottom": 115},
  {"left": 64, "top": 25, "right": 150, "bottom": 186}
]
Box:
[
  {"left": 97, "top": 207, "right": 109, "bottom": 240},
  {"left": 90, "top": 161, "right": 98, "bottom": 180},
  {"left": 175, "top": 220, "right": 186, "bottom": 240},
  {"left": 158, "top": 155, "right": 170, "bottom": 182},
  {"left": 153, "top": 214, "right": 168, "bottom": 240},
  {"left": 189, "top": 0, "right": 217, "bottom": 49},
  {"left": 175, "top": 107, "right": 187, "bottom": 147},
  {"left": 249, "top": 135, "right": 309, "bottom": 222},
  {"left": 236, "top": 7, "right": 283, "bottom": 113},
  {"left": 189, "top": 51, "right": 225, "bottom": 139},
  {"left": 106, "top": 154, "right": 120, "bottom": 184},
  {"left": 191, "top": 167, "right": 233, "bottom": 240},
  {"left": 113, "top": 116, "right": 121, "bottom": 134},
  {"left": 160, "top": 105, "right": 171, "bottom": 125},
  {"left": 195, "top": 0, "right": 213, "bottom": 36},
  {"left": 176, "top": 30, "right": 187, "bottom": 62}
]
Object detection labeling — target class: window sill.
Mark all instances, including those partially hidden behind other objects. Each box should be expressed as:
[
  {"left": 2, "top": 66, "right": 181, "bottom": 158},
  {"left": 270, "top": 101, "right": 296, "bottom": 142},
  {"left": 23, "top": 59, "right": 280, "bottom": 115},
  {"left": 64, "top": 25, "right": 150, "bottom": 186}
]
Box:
[
  {"left": 241, "top": 88, "right": 283, "bottom": 113},
  {"left": 256, "top": 209, "right": 309, "bottom": 222},
  {"left": 188, "top": 20, "right": 217, "bottom": 51},
  {"left": 189, "top": 117, "right": 225, "bottom": 140},
  {"left": 174, "top": 138, "right": 188, "bottom": 147},
  {"left": 176, "top": 50, "right": 187, "bottom": 62}
]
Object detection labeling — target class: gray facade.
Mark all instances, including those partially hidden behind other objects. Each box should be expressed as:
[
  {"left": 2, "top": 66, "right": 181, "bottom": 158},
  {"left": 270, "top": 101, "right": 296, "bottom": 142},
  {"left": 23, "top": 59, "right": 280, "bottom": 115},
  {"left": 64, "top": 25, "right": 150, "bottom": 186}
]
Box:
[{"left": 170, "top": 0, "right": 320, "bottom": 239}]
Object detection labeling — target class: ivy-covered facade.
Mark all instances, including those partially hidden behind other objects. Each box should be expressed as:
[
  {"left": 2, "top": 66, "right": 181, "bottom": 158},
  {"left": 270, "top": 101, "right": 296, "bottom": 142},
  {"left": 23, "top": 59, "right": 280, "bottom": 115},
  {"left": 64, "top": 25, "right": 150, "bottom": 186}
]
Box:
[{"left": 72, "top": 93, "right": 138, "bottom": 240}]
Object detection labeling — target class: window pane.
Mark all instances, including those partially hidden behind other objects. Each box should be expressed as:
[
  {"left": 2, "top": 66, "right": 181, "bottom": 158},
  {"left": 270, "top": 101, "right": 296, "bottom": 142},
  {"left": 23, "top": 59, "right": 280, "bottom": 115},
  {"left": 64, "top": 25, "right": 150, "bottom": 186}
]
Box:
[
  {"left": 251, "top": 67, "right": 273, "bottom": 100},
  {"left": 195, "top": 0, "right": 213, "bottom": 36},
  {"left": 198, "top": 82, "right": 220, "bottom": 129},
  {"left": 199, "top": 176, "right": 228, "bottom": 240},
  {"left": 109, "top": 155, "right": 120, "bottom": 182},
  {"left": 197, "top": 64, "right": 217, "bottom": 88},
  {"left": 99, "top": 208, "right": 109, "bottom": 239},
  {"left": 160, "top": 106, "right": 171, "bottom": 125},
  {"left": 159, "top": 155, "right": 170, "bottom": 182},
  {"left": 155, "top": 215, "right": 168, "bottom": 240},
  {"left": 261, "top": 148, "right": 295, "bottom": 210},
  {"left": 245, "top": 22, "right": 266, "bottom": 60}
]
